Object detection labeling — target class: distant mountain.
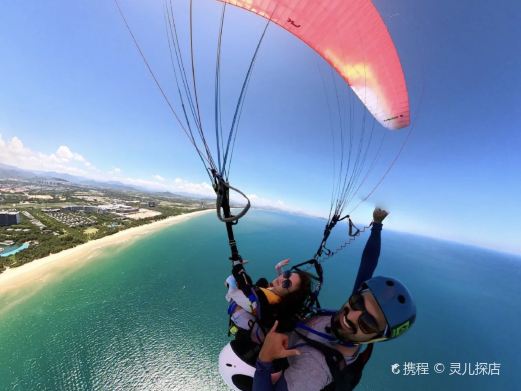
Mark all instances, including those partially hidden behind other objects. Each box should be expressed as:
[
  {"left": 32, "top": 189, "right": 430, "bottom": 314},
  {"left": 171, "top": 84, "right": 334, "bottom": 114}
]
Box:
[
  {"left": 0, "top": 163, "right": 38, "bottom": 180},
  {"left": 154, "top": 190, "right": 214, "bottom": 202},
  {"left": 0, "top": 163, "right": 209, "bottom": 200},
  {"left": 0, "top": 164, "right": 137, "bottom": 191}
]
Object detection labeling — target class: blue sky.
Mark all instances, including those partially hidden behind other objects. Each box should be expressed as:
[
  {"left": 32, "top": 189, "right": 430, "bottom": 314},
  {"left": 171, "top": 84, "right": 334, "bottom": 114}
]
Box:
[{"left": 0, "top": 0, "right": 520, "bottom": 255}]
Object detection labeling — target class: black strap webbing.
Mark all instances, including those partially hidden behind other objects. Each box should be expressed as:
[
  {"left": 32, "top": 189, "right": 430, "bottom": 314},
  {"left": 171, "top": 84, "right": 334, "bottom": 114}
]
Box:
[
  {"left": 211, "top": 169, "right": 252, "bottom": 265},
  {"left": 295, "top": 331, "right": 374, "bottom": 391}
]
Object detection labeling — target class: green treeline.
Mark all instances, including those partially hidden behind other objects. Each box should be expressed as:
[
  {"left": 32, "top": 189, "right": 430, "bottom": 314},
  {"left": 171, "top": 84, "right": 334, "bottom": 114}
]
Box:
[{"left": 0, "top": 207, "right": 205, "bottom": 274}]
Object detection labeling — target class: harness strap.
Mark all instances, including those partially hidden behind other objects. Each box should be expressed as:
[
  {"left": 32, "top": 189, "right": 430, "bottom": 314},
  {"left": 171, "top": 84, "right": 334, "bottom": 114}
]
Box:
[
  {"left": 227, "top": 301, "right": 238, "bottom": 315},
  {"left": 295, "top": 330, "right": 347, "bottom": 371},
  {"left": 211, "top": 169, "right": 246, "bottom": 263},
  {"left": 295, "top": 331, "right": 374, "bottom": 391},
  {"left": 296, "top": 321, "right": 356, "bottom": 348}
]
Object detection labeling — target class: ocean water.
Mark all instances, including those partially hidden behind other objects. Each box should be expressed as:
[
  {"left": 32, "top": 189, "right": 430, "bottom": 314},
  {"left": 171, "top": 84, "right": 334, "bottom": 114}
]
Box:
[{"left": 0, "top": 210, "right": 519, "bottom": 390}]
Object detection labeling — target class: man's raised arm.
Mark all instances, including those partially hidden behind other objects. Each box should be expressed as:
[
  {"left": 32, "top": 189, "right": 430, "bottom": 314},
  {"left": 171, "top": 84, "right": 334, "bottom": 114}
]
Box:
[{"left": 351, "top": 208, "right": 388, "bottom": 294}]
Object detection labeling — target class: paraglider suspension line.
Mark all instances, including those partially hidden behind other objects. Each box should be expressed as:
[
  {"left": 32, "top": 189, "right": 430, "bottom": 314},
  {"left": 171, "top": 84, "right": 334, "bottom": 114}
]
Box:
[{"left": 212, "top": 170, "right": 252, "bottom": 263}]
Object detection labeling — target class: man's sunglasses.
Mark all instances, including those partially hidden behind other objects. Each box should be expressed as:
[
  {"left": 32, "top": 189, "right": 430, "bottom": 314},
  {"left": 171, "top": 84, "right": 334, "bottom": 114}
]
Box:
[{"left": 348, "top": 292, "right": 381, "bottom": 335}]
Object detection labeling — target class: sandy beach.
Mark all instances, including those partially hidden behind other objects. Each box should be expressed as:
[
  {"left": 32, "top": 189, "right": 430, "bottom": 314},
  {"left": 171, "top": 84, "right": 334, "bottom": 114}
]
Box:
[{"left": 0, "top": 209, "right": 212, "bottom": 297}]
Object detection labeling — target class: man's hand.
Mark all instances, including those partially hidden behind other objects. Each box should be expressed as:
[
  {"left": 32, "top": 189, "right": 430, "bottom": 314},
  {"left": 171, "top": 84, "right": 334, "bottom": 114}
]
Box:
[
  {"left": 258, "top": 321, "right": 300, "bottom": 362},
  {"left": 373, "top": 208, "right": 389, "bottom": 224}
]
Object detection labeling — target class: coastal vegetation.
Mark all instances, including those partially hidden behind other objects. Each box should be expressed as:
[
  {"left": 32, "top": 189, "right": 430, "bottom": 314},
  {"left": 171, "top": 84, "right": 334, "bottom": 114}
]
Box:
[{"left": 0, "top": 178, "right": 211, "bottom": 273}]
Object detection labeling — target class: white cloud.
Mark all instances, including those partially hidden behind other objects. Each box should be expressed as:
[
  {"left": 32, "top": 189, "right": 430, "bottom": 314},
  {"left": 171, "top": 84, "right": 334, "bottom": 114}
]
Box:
[
  {"left": 246, "top": 193, "right": 321, "bottom": 217},
  {"left": 247, "top": 194, "right": 285, "bottom": 209},
  {"left": 0, "top": 133, "right": 218, "bottom": 196},
  {"left": 173, "top": 177, "right": 214, "bottom": 196},
  {"left": 0, "top": 133, "right": 307, "bottom": 215},
  {"left": 9, "top": 137, "right": 25, "bottom": 153},
  {"left": 0, "top": 134, "right": 94, "bottom": 176},
  {"left": 56, "top": 145, "right": 74, "bottom": 160}
]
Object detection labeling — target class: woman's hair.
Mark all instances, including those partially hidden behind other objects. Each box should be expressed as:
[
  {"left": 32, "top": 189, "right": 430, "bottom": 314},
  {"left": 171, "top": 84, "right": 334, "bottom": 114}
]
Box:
[{"left": 274, "top": 270, "right": 313, "bottom": 331}]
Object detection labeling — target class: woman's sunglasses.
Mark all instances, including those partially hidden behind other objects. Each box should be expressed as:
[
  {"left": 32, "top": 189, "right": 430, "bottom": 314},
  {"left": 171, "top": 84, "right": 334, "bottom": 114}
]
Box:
[{"left": 281, "top": 271, "right": 292, "bottom": 289}]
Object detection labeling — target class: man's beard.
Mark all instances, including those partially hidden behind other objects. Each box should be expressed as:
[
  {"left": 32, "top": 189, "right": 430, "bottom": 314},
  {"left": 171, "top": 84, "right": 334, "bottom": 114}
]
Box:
[{"left": 331, "top": 311, "right": 350, "bottom": 342}]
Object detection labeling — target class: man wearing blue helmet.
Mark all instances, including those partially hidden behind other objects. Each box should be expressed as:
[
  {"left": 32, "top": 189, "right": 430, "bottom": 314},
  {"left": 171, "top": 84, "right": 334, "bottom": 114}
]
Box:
[{"left": 252, "top": 208, "right": 417, "bottom": 391}]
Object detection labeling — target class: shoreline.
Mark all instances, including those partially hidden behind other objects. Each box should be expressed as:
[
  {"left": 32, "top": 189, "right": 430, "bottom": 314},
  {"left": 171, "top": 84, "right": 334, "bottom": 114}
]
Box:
[{"left": 0, "top": 209, "right": 212, "bottom": 296}]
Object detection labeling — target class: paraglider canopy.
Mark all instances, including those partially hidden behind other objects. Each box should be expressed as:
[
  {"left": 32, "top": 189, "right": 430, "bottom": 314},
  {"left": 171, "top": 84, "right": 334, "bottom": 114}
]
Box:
[
  {"left": 220, "top": 0, "right": 410, "bottom": 129},
  {"left": 115, "top": 0, "right": 413, "bottom": 269}
]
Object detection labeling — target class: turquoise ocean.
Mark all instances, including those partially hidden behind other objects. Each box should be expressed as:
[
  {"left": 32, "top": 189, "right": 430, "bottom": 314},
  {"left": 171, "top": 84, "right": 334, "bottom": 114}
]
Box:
[{"left": 0, "top": 211, "right": 519, "bottom": 390}]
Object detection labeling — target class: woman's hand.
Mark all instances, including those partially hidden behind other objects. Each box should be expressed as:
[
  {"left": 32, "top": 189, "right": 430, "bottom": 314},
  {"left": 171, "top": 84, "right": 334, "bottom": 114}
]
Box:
[{"left": 275, "top": 258, "right": 290, "bottom": 273}]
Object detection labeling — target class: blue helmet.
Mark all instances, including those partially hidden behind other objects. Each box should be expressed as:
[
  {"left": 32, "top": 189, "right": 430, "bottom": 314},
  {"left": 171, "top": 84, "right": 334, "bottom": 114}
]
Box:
[{"left": 361, "top": 276, "right": 416, "bottom": 340}]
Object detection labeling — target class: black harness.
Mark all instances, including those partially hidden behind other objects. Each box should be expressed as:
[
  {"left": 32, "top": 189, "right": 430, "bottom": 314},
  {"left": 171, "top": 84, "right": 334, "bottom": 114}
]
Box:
[{"left": 296, "top": 331, "right": 374, "bottom": 391}]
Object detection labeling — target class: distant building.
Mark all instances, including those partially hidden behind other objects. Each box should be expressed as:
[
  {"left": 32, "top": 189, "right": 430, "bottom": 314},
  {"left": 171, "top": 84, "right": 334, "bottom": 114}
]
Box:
[
  {"left": 97, "top": 204, "right": 138, "bottom": 214},
  {"left": 118, "top": 206, "right": 139, "bottom": 214},
  {"left": 140, "top": 201, "right": 158, "bottom": 208},
  {"left": 63, "top": 205, "right": 85, "bottom": 212},
  {"left": 61, "top": 205, "right": 98, "bottom": 213},
  {"left": 0, "top": 211, "right": 20, "bottom": 226}
]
